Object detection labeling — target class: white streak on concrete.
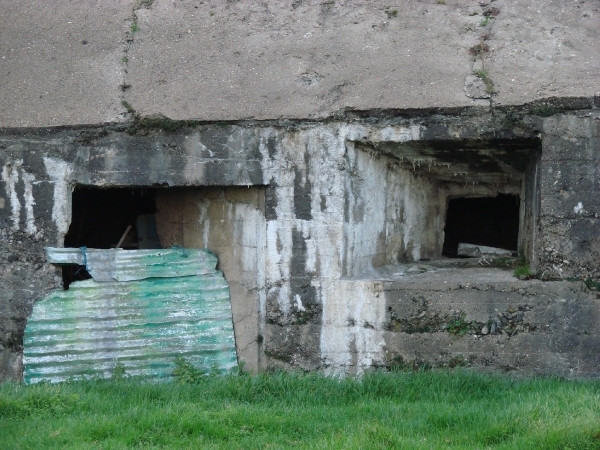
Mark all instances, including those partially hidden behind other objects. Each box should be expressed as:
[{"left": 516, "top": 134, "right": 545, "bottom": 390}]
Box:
[
  {"left": 197, "top": 199, "right": 210, "bottom": 248},
  {"left": 410, "top": 125, "right": 421, "bottom": 141},
  {"left": 321, "top": 280, "right": 387, "bottom": 374},
  {"left": 372, "top": 126, "right": 414, "bottom": 143},
  {"left": 233, "top": 202, "right": 264, "bottom": 282},
  {"left": 343, "top": 145, "right": 387, "bottom": 276},
  {"left": 43, "top": 157, "right": 73, "bottom": 239},
  {"left": 1, "top": 162, "right": 22, "bottom": 231},
  {"left": 22, "top": 171, "right": 37, "bottom": 235},
  {"left": 295, "top": 294, "right": 305, "bottom": 312},
  {"left": 300, "top": 221, "right": 317, "bottom": 274}
]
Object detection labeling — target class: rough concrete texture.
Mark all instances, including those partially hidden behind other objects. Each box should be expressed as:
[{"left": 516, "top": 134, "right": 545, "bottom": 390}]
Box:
[
  {"left": 487, "top": 0, "right": 600, "bottom": 106},
  {"left": 322, "top": 264, "right": 600, "bottom": 377},
  {"left": 1, "top": 0, "right": 599, "bottom": 127},
  {"left": 539, "top": 113, "right": 600, "bottom": 280},
  {"left": 155, "top": 187, "right": 266, "bottom": 371},
  {"left": 0, "top": 0, "right": 130, "bottom": 127},
  {"left": 1, "top": 104, "right": 599, "bottom": 380}
]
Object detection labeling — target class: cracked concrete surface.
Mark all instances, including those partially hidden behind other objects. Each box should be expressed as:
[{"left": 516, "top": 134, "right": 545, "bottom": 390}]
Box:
[{"left": 1, "top": 0, "right": 599, "bottom": 127}]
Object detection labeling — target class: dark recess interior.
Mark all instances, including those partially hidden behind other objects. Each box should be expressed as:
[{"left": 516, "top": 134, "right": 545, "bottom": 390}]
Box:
[
  {"left": 62, "top": 187, "right": 158, "bottom": 288},
  {"left": 442, "top": 194, "right": 520, "bottom": 258}
]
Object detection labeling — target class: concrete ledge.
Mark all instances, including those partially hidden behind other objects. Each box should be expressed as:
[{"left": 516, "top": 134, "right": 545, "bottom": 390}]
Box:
[{"left": 321, "top": 267, "right": 600, "bottom": 377}]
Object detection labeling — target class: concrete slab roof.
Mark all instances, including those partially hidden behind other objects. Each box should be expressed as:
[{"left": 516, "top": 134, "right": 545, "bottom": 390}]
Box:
[
  {"left": 0, "top": 0, "right": 130, "bottom": 127},
  {"left": 1, "top": 0, "right": 599, "bottom": 127}
]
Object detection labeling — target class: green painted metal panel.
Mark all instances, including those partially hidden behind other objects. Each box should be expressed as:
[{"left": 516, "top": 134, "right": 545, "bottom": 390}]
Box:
[
  {"left": 45, "top": 247, "right": 219, "bottom": 281},
  {"left": 24, "top": 249, "right": 237, "bottom": 383}
]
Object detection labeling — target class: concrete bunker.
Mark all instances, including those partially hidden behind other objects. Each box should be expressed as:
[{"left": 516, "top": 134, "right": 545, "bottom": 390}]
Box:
[{"left": 3, "top": 104, "right": 599, "bottom": 382}]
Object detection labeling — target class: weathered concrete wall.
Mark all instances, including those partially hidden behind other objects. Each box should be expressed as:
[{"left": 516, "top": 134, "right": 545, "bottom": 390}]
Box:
[
  {"left": 322, "top": 267, "right": 600, "bottom": 377},
  {"left": 519, "top": 151, "right": 542, "bottom": 271},
  {"left": 0, "top": 0, "right": 129, "bottom": 127},
  {"left": 1, "top": 103, "right": 599, "bottom": 380},
  {"left": 538, "top": 114, "right": 600, "bottom": 280},
  {"left": 343, "top": 142, "right": 446, "bottom": 276},
  {"left": 1, "top": 1, "right": 599, "bottom": 127},
  {"left": 0, "top": 152, "right": 69, "bottom": 381},
  {"left": 382, "top": 276, "right": 600, "bottom": 377},
  {"left": 155, "top": 187, "right": 266, "bottom": 371}
]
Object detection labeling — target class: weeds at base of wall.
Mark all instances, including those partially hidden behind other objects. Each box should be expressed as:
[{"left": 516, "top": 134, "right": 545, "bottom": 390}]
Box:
[
  {"left": 172, "top": 357, "right": 220, "bottom": 384},
  {"left": 387, "top": 355, "right": 433, "bottom": 372},
  {"left": 136, "top": 357, "right": 243, "bottom": 384},
  {"left": 111, "top": 362, "right": 127, "bottom": 381},
  {"left": 492, "top": 257, "right": 513, "bottom": 267},
  {"left": 514, "top": 264, "right": 532, "bottom": 280},
  {"left": 446, "top": 314, "right": 471, "bottom": 336}
]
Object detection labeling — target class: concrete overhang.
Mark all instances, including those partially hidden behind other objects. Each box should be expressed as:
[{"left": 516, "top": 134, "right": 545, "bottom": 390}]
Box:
[{"left": 357, "top": 138, "right": 541, "bottom": 188}]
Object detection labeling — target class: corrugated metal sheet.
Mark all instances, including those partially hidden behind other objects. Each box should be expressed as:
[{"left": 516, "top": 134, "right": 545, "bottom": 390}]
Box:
[
  {"left": 46, "top": 247, "right": 219, "bottom": 281},
  {"left": 24, "top": 249, "right": 237, "bottom": 383}
]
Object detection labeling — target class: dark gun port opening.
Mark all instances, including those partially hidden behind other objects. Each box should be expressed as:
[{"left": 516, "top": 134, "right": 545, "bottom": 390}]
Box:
[
  {"left": 442, "top": 194, "right": 520, "bottom": 258},
  {"left": 62, "top": 186, "right": 160, "bottom": 288}
]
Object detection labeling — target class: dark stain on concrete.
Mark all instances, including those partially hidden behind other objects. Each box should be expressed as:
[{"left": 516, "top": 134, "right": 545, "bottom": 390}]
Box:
[
  {"left": 290, "top": 227, "right": 320, "bottom": 324},
  {"left": 265, "top": 180, "right": 278, "bottom": 220},
  {"left": 267, "top": 135, "right": 277, "bottom": 160},
  {"left": 294, "top": 151, "right": 313, "bottom": 220}
]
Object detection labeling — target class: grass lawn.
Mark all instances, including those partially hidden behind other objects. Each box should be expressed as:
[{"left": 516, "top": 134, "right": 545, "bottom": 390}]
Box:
[{"left": 1, "top": 369, "right": 600, "bottom": 449}]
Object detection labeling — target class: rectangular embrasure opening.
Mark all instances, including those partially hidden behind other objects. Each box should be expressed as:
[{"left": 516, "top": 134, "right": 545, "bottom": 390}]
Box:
[
  {"left": 442, "top": 194, "right": 520, "bottom": 258},
  {"left": 347, "top": 137, "right": 541, "bottom": 272},
  {"left": 63, "top": 186, "right": 159, "bottom": 288}
]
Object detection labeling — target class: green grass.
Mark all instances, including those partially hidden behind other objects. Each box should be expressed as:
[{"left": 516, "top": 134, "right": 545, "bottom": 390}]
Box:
[
  {"left": 2, "top": 370, "right": 600, "bottom": 449},
  {"left": 514, "top": 264, "right": 531, "bottom": 280}
]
